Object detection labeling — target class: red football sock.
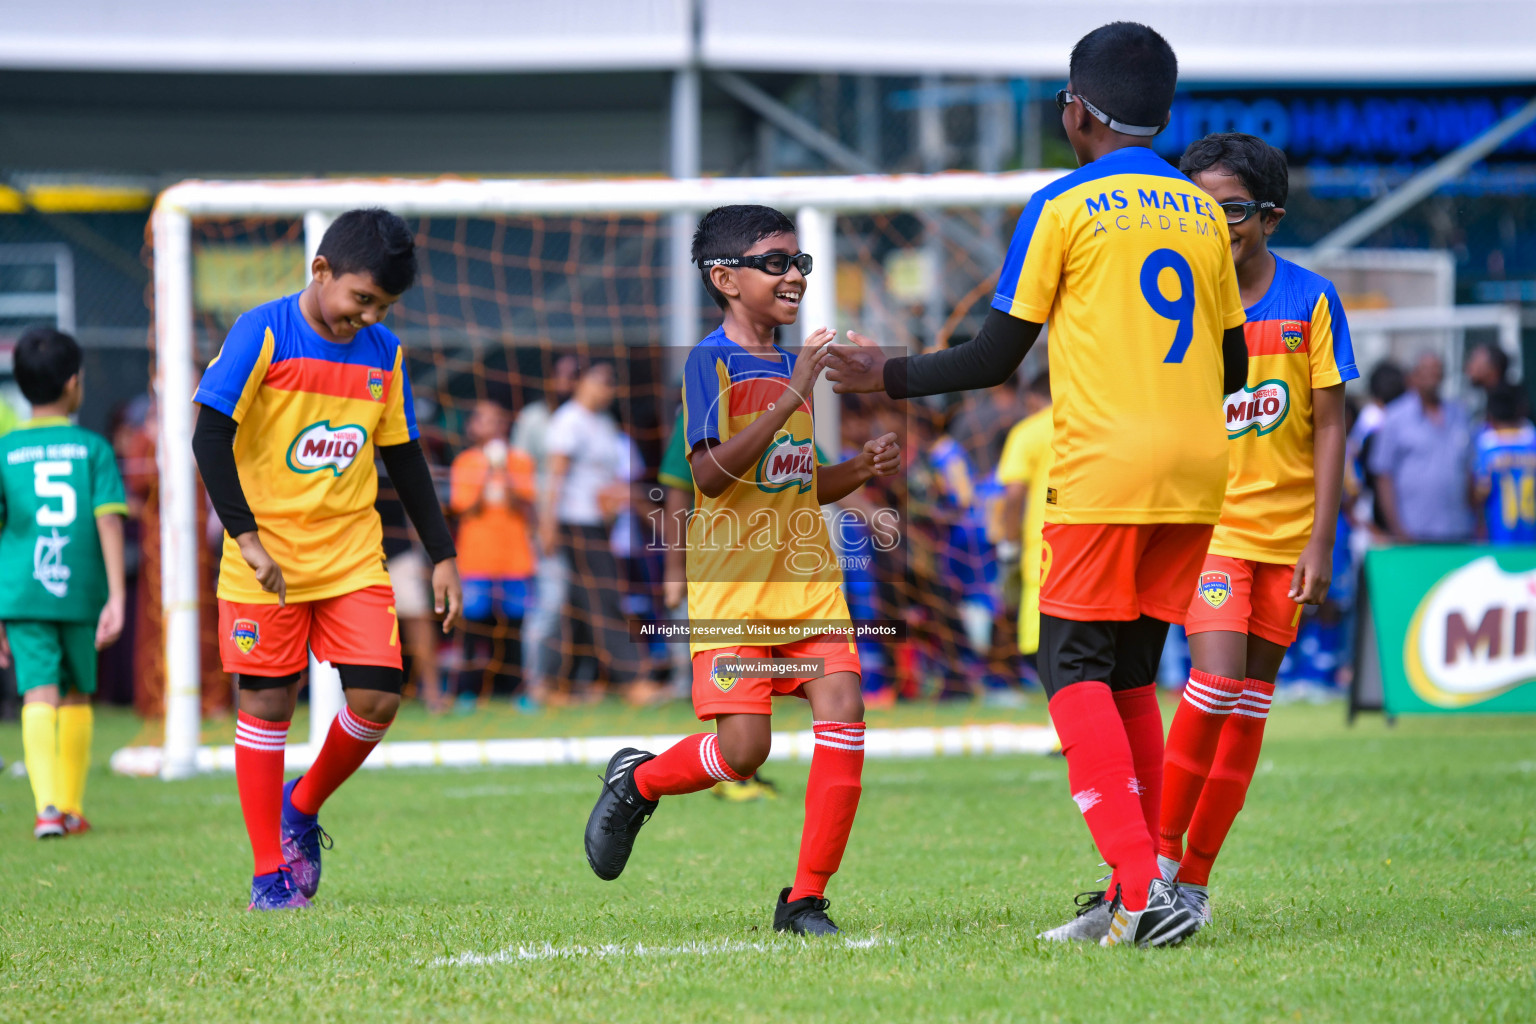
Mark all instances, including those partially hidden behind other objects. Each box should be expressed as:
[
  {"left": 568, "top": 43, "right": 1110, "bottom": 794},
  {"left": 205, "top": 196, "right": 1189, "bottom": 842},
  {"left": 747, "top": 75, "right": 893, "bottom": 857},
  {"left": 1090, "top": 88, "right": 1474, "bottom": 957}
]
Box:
[
  {"left": 290, "top": 706, "right": 391, "bottom": 816},
  {"left": 788, "top": 722, "right": 865, "bottom": 902},
  {"left": 234, "top": 712, "right": 289, "bottom": 876},
  {"left": 633, "top": 733, "right": 744, "bottom": 801},
  {"left": 1049, "top": 682, "right": 1159, "bottom": 911},
  {"left": 1179, "top": 679, "right": 1274, "bottom": 887},
  {"left": 1157, "top": 669, "right": 1244, "bottom": 863},
  {"left": 1112, "top": 684, "right": 1165, "bottom": 844}
]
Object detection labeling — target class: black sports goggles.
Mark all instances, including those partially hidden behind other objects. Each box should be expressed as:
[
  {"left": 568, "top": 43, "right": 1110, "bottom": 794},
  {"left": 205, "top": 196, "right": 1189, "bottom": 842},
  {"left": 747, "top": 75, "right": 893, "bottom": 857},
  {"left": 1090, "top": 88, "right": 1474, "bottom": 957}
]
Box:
[
  {"left": 699, "top": 251, "right": 814, "bottom": 276},
  {"left": 1218, "top": 200, "right": 1278, "bottom": 225},
  {"left": 1054, "top": 89, "right": 1164, "bottom": 137}
]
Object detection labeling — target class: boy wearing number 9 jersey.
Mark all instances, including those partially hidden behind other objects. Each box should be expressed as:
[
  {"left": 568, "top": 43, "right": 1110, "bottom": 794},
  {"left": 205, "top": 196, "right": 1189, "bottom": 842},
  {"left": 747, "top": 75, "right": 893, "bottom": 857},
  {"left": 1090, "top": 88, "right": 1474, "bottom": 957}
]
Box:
[{"left": 822, "top": 22, "right": 1248, "bottom": 947}]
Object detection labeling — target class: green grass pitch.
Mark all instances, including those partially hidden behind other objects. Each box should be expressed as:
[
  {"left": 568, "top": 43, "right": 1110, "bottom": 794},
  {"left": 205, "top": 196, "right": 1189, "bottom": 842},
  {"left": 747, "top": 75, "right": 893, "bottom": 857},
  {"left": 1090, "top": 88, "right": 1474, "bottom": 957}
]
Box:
[{"left": 2, "top": 699, "right": 1532, "bottom": 1023}]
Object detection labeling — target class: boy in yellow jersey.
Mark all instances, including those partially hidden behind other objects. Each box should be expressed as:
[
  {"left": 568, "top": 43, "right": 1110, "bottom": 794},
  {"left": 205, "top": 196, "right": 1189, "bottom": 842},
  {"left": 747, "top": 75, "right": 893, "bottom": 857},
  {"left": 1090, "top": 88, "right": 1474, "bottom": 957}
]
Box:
[
  {"left": 826, "top": 22, "right": 1248, "bottom": 947},
  {"left": 996, "top": 372, "right": 1053, "bottom": 660},
  {"left": 191, "top": 209, "right": 463, "bottom": 911},
  {"left": 584, "top": 205, "right": 899, "bottom": 936},
  {"left": 1157, "top": 133, "right": 1356, "bottom": 924}
]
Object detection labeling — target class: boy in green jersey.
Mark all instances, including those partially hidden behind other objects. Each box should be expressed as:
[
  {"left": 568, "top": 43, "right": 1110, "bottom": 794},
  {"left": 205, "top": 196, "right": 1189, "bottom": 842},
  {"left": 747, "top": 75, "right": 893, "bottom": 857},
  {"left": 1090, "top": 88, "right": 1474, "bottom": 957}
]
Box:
[{"left": 0, "top": 327, "right": 127, "bottom": 838}]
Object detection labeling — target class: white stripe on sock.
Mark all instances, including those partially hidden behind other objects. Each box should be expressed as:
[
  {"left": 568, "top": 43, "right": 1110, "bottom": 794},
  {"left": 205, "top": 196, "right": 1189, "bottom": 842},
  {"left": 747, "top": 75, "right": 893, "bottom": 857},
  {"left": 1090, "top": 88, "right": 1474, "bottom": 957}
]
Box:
[
  {"left": 699, "top": 735, "right": 735, "bottom": 782},
  {"left": 338, "top": 709, "right": 389, "bottom": 743},
  {"left": 814, "top": 737, "right": 866, "bottom": 751},
  {"left": 1185, "top": 679, "right": 1241, "bottom": 705},
  {"left": 1181, "top": 690, "right": 1235, "bottom": 716},
  {"left": 1232, "top": 707, "right": 1271, "bottom": 719}
]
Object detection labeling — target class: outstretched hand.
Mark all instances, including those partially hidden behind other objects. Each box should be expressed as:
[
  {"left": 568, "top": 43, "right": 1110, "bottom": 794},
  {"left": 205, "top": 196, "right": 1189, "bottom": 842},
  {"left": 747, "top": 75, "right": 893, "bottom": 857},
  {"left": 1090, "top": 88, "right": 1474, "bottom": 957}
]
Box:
[
  {"left": 863, "top": 432, "right": 901, "bottom": 476},
  {"left": 823, "top": 331, "right": 888, "bottom": 394},
  {"left": 786, "top": 327, "right": 836, "bottom": 404}
]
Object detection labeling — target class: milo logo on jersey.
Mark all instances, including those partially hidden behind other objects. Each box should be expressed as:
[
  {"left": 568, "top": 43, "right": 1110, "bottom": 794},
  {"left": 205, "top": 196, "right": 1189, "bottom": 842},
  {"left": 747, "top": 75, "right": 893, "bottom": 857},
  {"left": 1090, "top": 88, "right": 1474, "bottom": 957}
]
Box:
[
  {"left": 1225, "top": 379, "right": 1290, "bottom": 439},
  {"left": 367, "top": 368, "right": 385, "bottom": 401},
  {"left": 286, "top": 421, "right": 369, "bottom": 476},
  {"left": 757, "top": 432, "right": 815, "bottom": 493}
]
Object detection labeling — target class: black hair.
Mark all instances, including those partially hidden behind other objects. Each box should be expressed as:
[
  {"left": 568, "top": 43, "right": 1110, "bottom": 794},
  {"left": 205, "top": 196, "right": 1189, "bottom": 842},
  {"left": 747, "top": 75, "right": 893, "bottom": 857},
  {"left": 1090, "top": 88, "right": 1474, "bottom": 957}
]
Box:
[
  {"left": 1179, "top": 133, "right": 1289, "bottom": 208},
  {"left": 1487, "top": 382, "right": 1526, "bottom": 424},
  {"left": 1068, "top": 22, "right": 1178, "bottom": 131},
  {"left": 316, "top": 208, "right": 419, "bottom": 296},
  {"left": 1027, "top": 371, "right": 1051, "bottom": 398},
  {"left": 14, "top": 325, "right": 81, "bottom": 405},
  {"left": 1368, "top": 360, "right": 1407, "bottom": 405},
  {"left": 1471, "top": 341, "right": 1511, "bottom": 381},
  {"left": 691, "top": 205, "right": 797, "bottom": 310}
]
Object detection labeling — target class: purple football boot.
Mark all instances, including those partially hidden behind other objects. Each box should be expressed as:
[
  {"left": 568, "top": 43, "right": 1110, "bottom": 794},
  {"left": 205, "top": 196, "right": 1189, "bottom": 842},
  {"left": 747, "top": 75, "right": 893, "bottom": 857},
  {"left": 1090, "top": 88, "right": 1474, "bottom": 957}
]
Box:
[
  {"left": 281, "top": 776, "right": 332, "bottom": 899},
  {"left": 248, "top": 866, "right": 311, "bottom": 911}
]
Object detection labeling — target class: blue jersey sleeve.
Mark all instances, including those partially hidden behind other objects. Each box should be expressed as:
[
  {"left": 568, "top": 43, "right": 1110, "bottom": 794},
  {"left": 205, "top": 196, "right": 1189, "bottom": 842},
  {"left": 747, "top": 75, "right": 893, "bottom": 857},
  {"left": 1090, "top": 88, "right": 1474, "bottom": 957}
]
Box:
[
  {"left": 991, "top": 191, "right": 1063, "bottom": 323},
  {"left": 194, "top": 310, "right": 273, "bottom": 421},
  {"left": 682, "top": 344, "right": 727, "bottom": 449},
  {"left": 1322, "top": 282, "right": 1359, "bottom": 382}
]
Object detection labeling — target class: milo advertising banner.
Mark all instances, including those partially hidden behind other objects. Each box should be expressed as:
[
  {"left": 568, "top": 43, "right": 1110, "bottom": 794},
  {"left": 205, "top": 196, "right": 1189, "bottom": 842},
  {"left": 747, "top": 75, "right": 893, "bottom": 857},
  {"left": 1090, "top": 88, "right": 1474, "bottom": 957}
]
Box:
[{"left": 1363, "top": 546, "right": 1536, "bottom": 714}]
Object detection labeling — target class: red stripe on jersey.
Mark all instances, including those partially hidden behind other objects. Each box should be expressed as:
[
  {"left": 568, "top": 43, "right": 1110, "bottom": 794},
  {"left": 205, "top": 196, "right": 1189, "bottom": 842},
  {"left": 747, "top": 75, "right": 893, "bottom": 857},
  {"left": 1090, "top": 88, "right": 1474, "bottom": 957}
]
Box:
[
  {"left": 1245, "top": 319, "right": 1310, "bottom": 356},
  {"left": 727, "top": 375, "right": 805, "bottom": 416},
  {"left": 265, "top": 357, "right": 391, "bottom": 402}
]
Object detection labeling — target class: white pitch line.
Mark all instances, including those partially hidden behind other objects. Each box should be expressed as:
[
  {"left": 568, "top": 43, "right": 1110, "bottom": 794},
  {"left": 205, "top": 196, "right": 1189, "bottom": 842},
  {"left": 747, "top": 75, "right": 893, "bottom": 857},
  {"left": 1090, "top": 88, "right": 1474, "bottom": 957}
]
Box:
[
  {"left": 109, "top": 724, "right": 1058, "bottom": 776},
  {"left": 430, "top": 935, "right": 889, "bottom": 968}
]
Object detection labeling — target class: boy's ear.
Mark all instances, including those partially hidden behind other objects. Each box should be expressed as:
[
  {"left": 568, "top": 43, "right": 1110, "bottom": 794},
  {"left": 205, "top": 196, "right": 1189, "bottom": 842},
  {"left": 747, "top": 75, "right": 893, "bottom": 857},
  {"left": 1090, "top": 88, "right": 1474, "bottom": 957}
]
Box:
[
  {"left": 310, "top": 254, "right": 332, "bottom": 282},
  {"left": 709, "top": 265, "right": 739, "bottom": 300},
  {"left": 1264, "top": 206, "right": 1287, "bottom": 238}
]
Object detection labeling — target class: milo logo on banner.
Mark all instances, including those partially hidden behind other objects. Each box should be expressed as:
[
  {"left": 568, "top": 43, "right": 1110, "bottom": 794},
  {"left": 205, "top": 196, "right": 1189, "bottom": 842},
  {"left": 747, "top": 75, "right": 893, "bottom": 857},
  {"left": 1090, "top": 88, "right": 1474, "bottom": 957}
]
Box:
[{"left": 1404, "top": 555, "right": 1536, "bottom": 708}]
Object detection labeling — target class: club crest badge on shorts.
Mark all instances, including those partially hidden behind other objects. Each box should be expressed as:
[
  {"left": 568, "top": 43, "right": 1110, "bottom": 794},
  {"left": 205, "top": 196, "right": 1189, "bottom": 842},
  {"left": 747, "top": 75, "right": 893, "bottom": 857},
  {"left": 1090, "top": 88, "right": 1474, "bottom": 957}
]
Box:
[
  {"left": 711, "top": 652, "right": 740, "bottom": 693},
  {"left": 231, "top": 618, "right": 260, "bottom": 654},
  {"left": 367, "top": 367, "right": 385, "bottom": 401},
  {"left": 1198, "top": 571, "right": 1232, "bottom": 609}
]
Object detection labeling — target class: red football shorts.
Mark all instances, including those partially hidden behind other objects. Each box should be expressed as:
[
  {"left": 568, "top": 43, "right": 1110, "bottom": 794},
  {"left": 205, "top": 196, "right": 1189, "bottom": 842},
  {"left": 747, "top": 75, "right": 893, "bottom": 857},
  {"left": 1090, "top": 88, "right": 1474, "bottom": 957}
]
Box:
[
  {"left": 1184, "top": 554, "right": 1303, "bottom": 647},
  {"left": 218, "top": 584, "right": 403, "bottom": 677},
  {"left": 1039, "top": 522, "right": 1214, "bottom": 624},
  {"left": 691, "top": 633, "right": 861, "bottom": 720}
]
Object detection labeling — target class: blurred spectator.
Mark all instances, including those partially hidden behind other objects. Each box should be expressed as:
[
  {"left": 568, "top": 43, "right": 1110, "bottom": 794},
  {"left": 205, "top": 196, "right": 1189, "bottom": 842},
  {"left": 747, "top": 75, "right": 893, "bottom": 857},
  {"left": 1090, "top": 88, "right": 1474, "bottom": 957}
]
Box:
[
  {"left": 451, "top": 400, "right": 536, "bottom": 707},
  {"left": 1347, "top": 360, "right": 1406, "bottom": 542},
  {"left": 513, "top": 353, "right": 579, "bottom": 703},
  {"left": 1472, "top": 383, "right": 1536, "bottom": 545},
  {"left": 539, "top": 361, "right": 640, "bottom": 701},
  {"left": 1465, "top": 342, "right": 1511, "bottom": 419},
  {"left": 378, "top": 465, "right": 443, "bottom": 712},
  {"left": 1369, "top": 353, "right": 1474, "bottom": 542}
]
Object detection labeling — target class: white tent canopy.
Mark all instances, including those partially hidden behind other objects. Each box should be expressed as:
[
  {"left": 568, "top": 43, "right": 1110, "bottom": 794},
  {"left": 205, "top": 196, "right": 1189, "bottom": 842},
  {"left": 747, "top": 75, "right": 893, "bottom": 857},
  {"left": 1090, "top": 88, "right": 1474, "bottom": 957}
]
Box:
[{"left": 5, "top": 0, "right": 1535, "bottom": 81}]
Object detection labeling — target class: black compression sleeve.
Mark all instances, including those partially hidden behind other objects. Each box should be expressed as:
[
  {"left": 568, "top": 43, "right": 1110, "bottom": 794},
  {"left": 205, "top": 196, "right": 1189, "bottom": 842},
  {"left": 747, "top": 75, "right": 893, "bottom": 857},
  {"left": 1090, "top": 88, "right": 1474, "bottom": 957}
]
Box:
[
  {"left": 884, "top": 307, "right": 1043, "bottom": 400},
  {"left": 190, "top": 405, "right": 259, "bottom": 538},
  {"left": 378, "top": 440, "right": 457, "bottom": 564},
  {"left": 1222, "top": 325, "right": 1249, "bottom": 396}
]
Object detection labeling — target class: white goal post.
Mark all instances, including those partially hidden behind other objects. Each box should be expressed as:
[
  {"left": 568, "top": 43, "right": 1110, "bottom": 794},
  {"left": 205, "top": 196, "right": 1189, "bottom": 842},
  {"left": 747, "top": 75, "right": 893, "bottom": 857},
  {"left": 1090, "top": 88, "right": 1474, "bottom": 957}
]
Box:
[{"left": 149, "top": 169, "right": 1065, "bottom": 779}]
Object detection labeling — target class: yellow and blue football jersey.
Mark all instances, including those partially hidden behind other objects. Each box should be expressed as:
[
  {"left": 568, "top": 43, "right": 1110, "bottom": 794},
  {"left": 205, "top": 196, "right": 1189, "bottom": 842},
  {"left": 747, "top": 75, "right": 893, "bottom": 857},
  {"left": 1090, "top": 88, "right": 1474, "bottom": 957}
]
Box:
[
  {"left": 993, "top": 146, "right": 1246, "bottom": 526},
  {"left": 1212, "top": 255, "right": 1358, "bottom": 563},
  {"left": 681, "top": 327, "right": 849, "bottom": 654},
  {"left": 195, "top": 293, "right": 417, "bottom": 604}
]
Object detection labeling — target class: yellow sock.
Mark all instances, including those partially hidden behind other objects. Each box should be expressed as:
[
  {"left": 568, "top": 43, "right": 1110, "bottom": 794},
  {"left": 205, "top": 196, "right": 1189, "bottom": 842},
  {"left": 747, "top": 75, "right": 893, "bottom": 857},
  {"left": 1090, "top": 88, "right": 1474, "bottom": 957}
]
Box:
[
  {"left": 56, "top": 704, "right": 93, "bottom": 816},
  {"left": 21, "top": 703, "right": 59, "bottom": 816}
]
